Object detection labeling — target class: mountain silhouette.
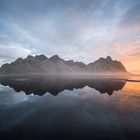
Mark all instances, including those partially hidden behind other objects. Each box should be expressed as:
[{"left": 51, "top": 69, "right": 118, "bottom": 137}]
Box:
[{"left": 0, "top": 55, "right": 127, "bottom": 75}]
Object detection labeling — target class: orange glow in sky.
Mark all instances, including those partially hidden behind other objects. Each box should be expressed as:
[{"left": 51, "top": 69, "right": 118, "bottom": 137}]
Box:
[{"left": 122, "top": 57, "right": 140, "bottom": 74}]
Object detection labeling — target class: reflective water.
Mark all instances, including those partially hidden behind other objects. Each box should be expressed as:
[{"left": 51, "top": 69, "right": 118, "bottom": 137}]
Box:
[{"left": 0, "top": 76, "right": 140, "bottom": 140}]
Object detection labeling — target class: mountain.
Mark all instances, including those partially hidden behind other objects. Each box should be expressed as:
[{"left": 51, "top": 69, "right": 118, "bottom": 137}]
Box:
[
  {"left": 0, "top": 55, "right": 128, "bottom": 75},
  {"left": 87, "top": 56, "right": 127, "bottom": 73}
]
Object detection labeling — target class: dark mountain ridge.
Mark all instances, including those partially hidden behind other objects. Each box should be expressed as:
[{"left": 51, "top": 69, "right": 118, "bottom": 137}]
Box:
[{"left": 0, "top": 55, "right": 128, "bottom": 75}]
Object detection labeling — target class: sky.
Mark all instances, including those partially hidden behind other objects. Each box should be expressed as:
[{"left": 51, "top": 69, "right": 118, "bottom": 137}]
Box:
[{"left": 0, "top": 0, "right": 140, "bottom": 74}]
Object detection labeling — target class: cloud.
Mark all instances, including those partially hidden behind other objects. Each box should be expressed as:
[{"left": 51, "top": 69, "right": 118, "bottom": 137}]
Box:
[
  {"left": 0, "top": 43, "right": 31, "bottom": 65},
  {"left": 119, "top": 1, "right": 140, "bottom": 27},
  {"left": 0, "top": 0, "right": 140, "bottom": 73}
]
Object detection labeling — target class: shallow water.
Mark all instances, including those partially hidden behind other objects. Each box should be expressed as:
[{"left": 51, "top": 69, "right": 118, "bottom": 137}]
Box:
[{"left": 0, "top": 76, "right": 140, "bottom": 140}]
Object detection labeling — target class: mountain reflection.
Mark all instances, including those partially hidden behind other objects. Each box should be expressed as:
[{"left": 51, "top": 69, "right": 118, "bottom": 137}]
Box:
[{"left": 0, "top": 76, "right": 126, "bottom": 96}]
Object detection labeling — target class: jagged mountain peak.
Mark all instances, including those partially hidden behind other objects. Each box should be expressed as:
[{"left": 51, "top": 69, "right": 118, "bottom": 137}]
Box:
[
  {"left": 94, "top": 56, "right": 114, "bottom": 64},
  {"left": 35, "top": 55, "right": 48, "bottom": 61},
  {"left": 49, "top": 55, "right": 64, "bottom": 61},
  {"left": 0, "top": 55, "right": 128, "bottom": 75},
  {"left": 27, "top": 55, "right": 34, "bottom": 59},
  {"left": 106, "top": 56, "right": 112, "bottom": 60}
]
